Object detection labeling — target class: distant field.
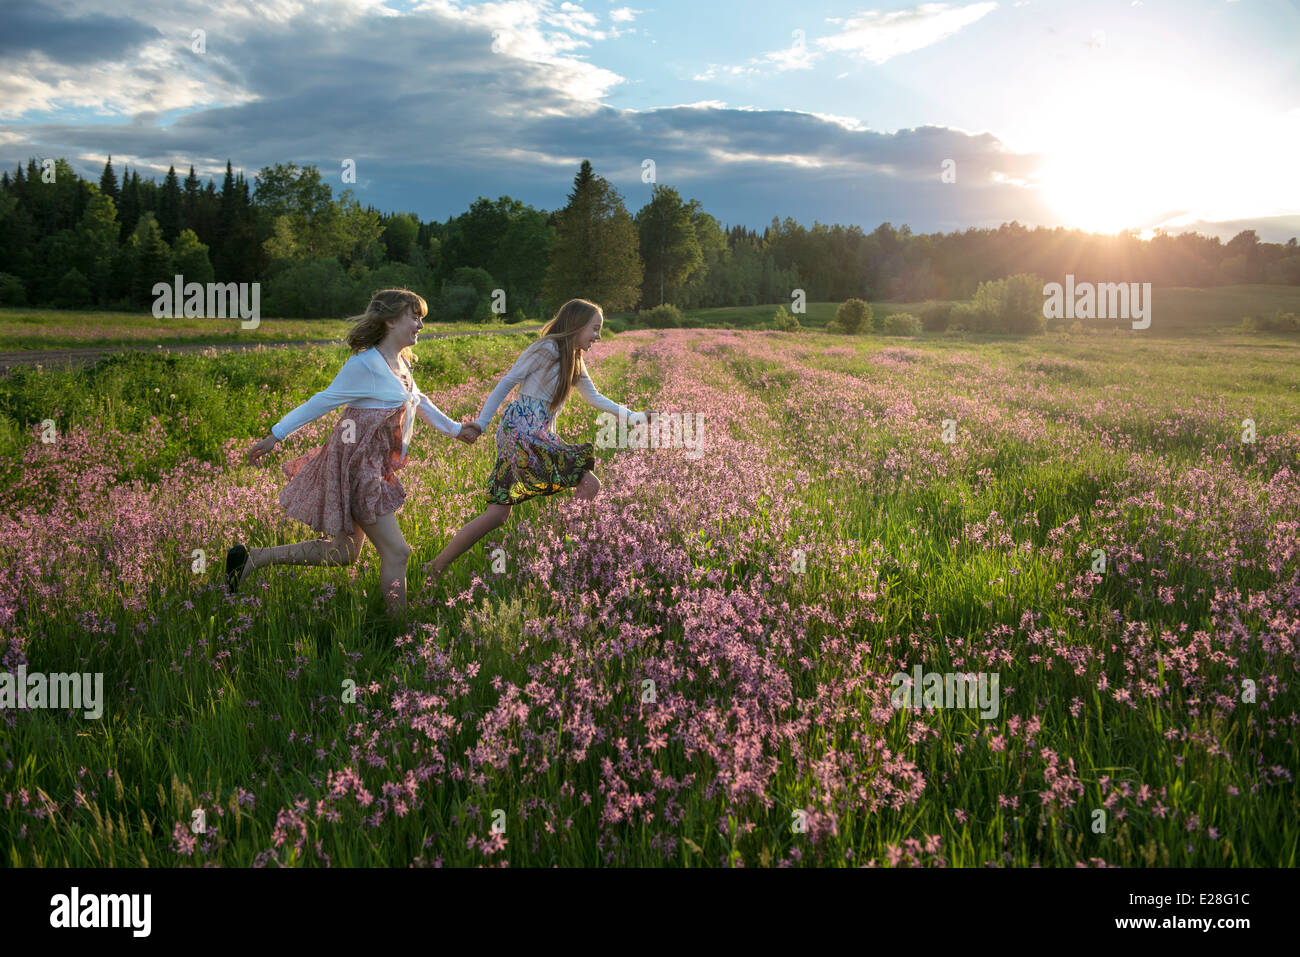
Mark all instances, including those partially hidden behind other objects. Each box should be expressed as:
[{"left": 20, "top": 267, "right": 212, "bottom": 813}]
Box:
[
  {"left": 610, "top": 285, "right": 1300, "bottom": 337},
  {"left": 0, "top": 308, "right": 523, "bottom": 350},
  {"left": 6, "top": 284, "right": 1299, "bottom": 353}
]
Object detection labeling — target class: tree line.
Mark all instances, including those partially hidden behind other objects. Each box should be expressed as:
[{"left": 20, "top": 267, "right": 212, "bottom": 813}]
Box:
[{"left": 1, "top": 155, "right": 1296, "bottom": 320}]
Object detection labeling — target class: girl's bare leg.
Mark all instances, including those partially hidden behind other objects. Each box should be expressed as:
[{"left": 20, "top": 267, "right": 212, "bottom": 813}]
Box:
[
  {"left": 355, "top": 512, "right": 412, "bottom": 618},
  {"left": 575, "top": 470, "right": 600, "bottom": 501},
  {"left": 248, "top": 528, "right": 365, "bottom": 570},
  {"left": 426, "top": 503, "right": 512, "bottom": 578}
]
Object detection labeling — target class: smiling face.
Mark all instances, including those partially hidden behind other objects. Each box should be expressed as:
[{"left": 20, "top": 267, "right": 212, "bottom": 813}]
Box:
[
  {"left": 384, "top": 303, "right": 425, "bottom": 350},
  {"left": 575, "top": 312, "right": 603, "bottom": 351}
]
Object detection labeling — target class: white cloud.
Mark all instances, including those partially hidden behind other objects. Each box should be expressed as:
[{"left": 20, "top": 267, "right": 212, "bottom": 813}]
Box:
[
  {"left": 819, "top": 2, "right": 999, "bottom": 65},
  {"left": 692, "top": 2, "right": 997, "bottom": 82}
]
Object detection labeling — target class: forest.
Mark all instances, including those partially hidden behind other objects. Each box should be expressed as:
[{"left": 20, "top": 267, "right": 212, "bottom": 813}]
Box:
[{"left": 2, "top": 155, "right": 1297, "bottom": 321}]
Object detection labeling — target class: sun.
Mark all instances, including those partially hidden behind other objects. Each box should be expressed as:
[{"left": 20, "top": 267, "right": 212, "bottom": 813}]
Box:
[{"left": 1044, "top": 150, "right": 1157, "bottom": 235}]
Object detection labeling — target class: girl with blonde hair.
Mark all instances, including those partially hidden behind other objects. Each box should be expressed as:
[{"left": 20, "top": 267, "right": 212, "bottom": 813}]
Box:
[{"left": 226, "top": 288, "right": 480, "bottom": 617}]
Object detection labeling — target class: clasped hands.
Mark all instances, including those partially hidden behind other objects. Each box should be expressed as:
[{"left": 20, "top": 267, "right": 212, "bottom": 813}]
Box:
[{"left": 457, "top": 420, "right": 482, "bottom": 444}]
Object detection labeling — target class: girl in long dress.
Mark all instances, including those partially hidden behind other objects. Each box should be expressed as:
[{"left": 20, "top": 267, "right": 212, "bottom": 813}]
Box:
[{"left": 425, "top": 297, "right": 649, "bottom": 582}]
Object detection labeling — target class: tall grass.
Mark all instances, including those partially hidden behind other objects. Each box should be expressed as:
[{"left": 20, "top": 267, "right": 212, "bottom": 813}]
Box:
[{"left": 2, "top": 327, "right": 1297, "bottom": 866}]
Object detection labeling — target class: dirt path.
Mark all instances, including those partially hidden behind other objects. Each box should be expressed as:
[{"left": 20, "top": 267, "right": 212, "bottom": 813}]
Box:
[{"left": 0, "top": 325, "right": 544, "bottom": 371}]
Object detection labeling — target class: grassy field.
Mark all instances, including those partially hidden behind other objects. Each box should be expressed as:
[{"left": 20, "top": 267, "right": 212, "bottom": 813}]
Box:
[
  {"left": 606, "top": 284, "right": 1300, "bottom": 336},
  {"left": 0, "top": 308, "right": 526, "bottom": 350},
  {"left": 1, "top": 325, "right": 1298, "bottom": 866},
  {"left": 5, "top": 284, "right": 1297, "bottom": 352}
]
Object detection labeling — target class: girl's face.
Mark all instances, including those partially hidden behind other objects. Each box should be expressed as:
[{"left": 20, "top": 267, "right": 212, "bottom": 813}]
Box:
[
  {"left": 385, "top": 304, "right": 424, "bottom": 349},
  {"left": 576, "top": 313, "right": 603, "bottom": 351}
]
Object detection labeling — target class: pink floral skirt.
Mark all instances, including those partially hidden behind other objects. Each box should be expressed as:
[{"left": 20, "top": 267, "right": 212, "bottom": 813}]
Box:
[{"left": 279, "top": 405, "right": 407, "bottom": 536}]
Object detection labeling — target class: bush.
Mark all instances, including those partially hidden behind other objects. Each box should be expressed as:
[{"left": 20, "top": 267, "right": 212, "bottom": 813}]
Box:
[
  {"left": 773, "top": 305, "right": 800, "bottom": 332},
  {"left": 882, "top": 312, "right": 923, "bottom": 336},
  {"left": 1068, "top": 321, "right": 1084, "bottom": 335},
  {"left": 263, "top": 258, "right": 354, "bottom": 318},
  {"left": 831, "top": 298, "right": 872, "bottom": 334},
  {"left": 640, "top": 304, "right": 682, "bottom": 328},
  {"left": 971, "top": 273, "right": 1046, "bottom": 334},
  {"left": 0, "top": 272, "right": 28, "bottom": 306},
  {"left": 53, "top": 268, "right": 93, "bottom": 309},
  {"left": 603, "top": 317, "right": 629, "bottom": 334},
  {"left": 948, "top": 302, "right": 994, "bottom": 333},
  {"left": 1260, "top": 310, "right": 1300, "bottom": 332},
  {"left": 919, "top": 300, "right": 953, "bottom": 332}
]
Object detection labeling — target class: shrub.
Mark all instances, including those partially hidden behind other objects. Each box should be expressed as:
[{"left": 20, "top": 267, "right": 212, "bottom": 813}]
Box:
[
  {"left": 53, "top": 268, "right": 93, "bottom": 309},
  {"left": 0, "top": 272, "right": 29, "bottom": 306},
  {"left": 262, "top": 258, "right": 354, "bottom": 318},
  {"left": 972, "top": 273, "right": 1046, "bottom": 334},
  {"left": 1261, "top": 310, "right": 1300, "bottom": 332},
  {"left": 882, "top": 312, "right": 922, "bottom": 336},
  {"left": 948, "top": 302, "right": 993, "bottom": 332},
  {"left": 640, "top": 304, "right": 682, "bottom": 328},
  {"left": 832, "top": 297, "right": 872, "bottom": 334},
  {"left": 773, "top": 305, "right": 800, "bottom": 332},
  {"left": 919, "top": 300, "right": 953, "bottom": 331}
]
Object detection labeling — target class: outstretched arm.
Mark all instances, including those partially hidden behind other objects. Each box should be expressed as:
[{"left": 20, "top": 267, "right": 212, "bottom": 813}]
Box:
[
  {"left": 575, "top": 363, "right": 642, "bottom": 421},
  {"left": 249, "top": 356, "right": 376, "bottom": 463},
  {"left": 415, "top": 392, "right": 463, "bottom": 439},
  {"left": 271, "top": 356, "right": 378, "bottom": 442}
]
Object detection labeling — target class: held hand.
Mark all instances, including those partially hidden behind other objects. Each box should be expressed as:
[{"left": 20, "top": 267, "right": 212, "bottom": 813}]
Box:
[
  {"left": 247, "top": 433, "right": 279, "bottom": 465},
  {"left": 457, "top": 421, "right": 482, "bottom": 444}
]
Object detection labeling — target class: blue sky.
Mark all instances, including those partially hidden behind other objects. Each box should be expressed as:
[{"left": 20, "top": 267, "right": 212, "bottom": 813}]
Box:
[{"left": 2, "top": 0, "right": 1298, "bottom": 240}]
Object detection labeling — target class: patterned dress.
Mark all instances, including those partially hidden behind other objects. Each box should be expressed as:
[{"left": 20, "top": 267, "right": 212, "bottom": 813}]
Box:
[
  {"left": 278, "top": 370, "right": 411, "bottom": 535},
  {"left": 486, "top": 396, "right": 596, "bottom": 505}
]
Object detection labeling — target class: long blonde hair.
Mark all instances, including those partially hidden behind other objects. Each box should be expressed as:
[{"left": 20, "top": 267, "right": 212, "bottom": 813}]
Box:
[
  {"left": 345, "top": 288, "right": 427, "bottom": 364},
  {"left": 525, "top": 298, "right": 601, "bottom": 416}
]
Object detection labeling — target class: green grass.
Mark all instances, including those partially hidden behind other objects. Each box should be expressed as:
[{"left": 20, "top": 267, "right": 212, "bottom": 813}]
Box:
[
  {"left": 606, "top": 285, "right": 1300, "bottom": 337},
  {"left": 2, "top": 325, "right": 1298, "bottom": 867},
  {"left": 0, "top": 307, "right": 527, "bottom": 350}
]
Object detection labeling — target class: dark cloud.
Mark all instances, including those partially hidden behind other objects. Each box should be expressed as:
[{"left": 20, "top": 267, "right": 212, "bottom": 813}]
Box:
[
  {"left": 0, "top": 4, "right": 160, "bottom": 62},
  {"left": 0, "top": 3, "right": 1074, "bottom": 234}
]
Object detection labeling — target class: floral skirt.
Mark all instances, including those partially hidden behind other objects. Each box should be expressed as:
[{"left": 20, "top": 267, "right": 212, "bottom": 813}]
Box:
[
  {"left": 279, "top": 405, "right": 407, "bottom": 535},
  {"left": 486, "top": 396, "right": 595, "bottom": 505}
]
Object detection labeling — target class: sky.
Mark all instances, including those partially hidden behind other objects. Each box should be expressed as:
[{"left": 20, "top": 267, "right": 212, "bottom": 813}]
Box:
[{"left": 2, "top": 0, "right": 1299, "bottom": 241}]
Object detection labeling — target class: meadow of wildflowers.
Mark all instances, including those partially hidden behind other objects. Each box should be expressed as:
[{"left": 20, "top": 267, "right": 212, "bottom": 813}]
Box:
[{"left": 1, "top": 327, "right": 1298, "bottom": 867}]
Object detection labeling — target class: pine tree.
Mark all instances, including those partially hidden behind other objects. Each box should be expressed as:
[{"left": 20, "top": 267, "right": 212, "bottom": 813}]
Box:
[
  {"left": 542, "top": 161, "right": 642, "bottom": 311},
  {"left": 119, "top": 169, "right": 142, "bottom": 241},
  {"left": 214, "top": 160, "right": 236, "bottom": 277},
  {"left": 129, "top": 211, "right": 172, "bottom": 308},
  {"left": 158, "top": 165, "right": 182, "bottom": 243},
  {"left": 182, "top": 165, "right": 201, "bottom": 233},
  {"left": 98, "top": 156, "right": 120, "bottom": 206}
]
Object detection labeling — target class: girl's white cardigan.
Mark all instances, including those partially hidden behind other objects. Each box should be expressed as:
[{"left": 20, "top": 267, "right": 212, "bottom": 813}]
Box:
[{"left": 271, "top": 347, "right": 461, "bottom": 458}]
